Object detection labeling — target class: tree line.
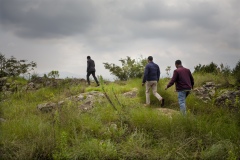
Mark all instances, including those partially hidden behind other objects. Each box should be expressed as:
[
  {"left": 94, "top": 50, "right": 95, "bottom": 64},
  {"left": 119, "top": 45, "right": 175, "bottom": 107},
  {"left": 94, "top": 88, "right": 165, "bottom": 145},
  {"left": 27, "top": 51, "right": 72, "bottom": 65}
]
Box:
[{"left": 1, "top": 52, "right": 240, "bottom": 85}]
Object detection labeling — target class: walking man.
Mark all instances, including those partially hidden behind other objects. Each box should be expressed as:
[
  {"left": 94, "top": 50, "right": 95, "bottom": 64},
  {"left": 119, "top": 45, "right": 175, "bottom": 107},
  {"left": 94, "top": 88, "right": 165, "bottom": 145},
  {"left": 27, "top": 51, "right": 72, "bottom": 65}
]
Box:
[
  {"left": 87, "top": 56, "right": 99, "bottom": 86},
  {"left": 165, "top": 60, "right": 194, "bottom": 115},
  {"left": 142, "top": 56, "right": 164, "bottom": 106}
]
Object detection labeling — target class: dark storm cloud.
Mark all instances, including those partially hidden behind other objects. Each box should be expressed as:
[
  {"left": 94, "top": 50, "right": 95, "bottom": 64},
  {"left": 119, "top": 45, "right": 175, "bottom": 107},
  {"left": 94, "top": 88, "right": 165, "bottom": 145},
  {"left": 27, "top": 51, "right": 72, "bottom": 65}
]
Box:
[
  {"left": 0, "top": 0, "right": 239, "bottom": 78},
  {"left": 0, "top": 0, "right": 97, "bottom": 38},
  {"left": 118, "top": 0, "right": 240, "bottom": 51}
]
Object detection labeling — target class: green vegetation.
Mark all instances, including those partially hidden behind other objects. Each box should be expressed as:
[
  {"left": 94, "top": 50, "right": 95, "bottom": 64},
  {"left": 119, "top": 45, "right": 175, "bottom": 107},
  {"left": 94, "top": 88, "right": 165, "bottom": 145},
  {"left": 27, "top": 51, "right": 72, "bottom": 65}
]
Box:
[
  {"left": 103, "top": 56, "right": 147, "bottom": 81},
  {"left": 0, "top": 56, "right": 240, "bottom": 159},
  {"left": 0, "top": 53, "right": 36, "bottom": 78},
  {"left": 232, "top": 60, "right": 240, "bottom": 85},
  {"left": 0, "top": 72, "right": 240, "bottom": 160}
]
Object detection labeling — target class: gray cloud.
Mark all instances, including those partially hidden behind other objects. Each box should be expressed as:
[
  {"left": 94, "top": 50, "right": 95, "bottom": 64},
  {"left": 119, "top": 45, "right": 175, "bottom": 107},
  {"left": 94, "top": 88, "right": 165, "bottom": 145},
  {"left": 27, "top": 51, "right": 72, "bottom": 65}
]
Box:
[
  {"left": 0, "top": 0, "right": 97, "bottom": 38},
  {"left": 0, "top": 0, "right": 239, "bottom": 79}
]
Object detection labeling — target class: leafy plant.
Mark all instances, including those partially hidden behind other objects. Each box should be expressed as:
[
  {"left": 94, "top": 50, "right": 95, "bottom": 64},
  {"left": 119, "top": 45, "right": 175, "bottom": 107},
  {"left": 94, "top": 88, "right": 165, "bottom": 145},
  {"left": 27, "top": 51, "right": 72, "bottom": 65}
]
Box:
[
  {"left": 48, "top": 70, "right": 60, "bottom": 79},
  {"left": 232, "top": 60, "right": 240, "bottom": 85},
  {"left": 194, "top": 62, "right": 218, "bottom": 74},
  {"left": 0, "top": 53, "right": 37, "bottom": 78},
  {"left": 103, "top": 56, "right": 147, "bottom": 80}
]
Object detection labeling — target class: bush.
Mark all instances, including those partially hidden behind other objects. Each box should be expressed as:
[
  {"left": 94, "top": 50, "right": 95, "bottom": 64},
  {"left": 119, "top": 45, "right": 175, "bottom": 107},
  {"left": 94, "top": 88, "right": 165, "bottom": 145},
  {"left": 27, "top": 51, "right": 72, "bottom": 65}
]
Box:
[
  {"left": 194, "top": 62, "right": 218, "bottom": 74},
  {"left": 232, "top": 60, "right": 240, "bottom": 84},
  {"left": 103, "top": 56, "right": 147, "bottom": 81}
]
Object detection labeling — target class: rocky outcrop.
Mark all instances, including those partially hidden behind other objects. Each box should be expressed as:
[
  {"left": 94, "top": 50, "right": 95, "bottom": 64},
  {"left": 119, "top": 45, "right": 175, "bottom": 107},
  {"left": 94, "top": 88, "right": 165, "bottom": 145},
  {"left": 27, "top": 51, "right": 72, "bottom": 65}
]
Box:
[
  {"left": 215, "top": 90, "right": 240, "bottom": 108},
  {"left": 193, "top": 81, "right": 240, "bottom": 109},
  {"left": 37, "top": 91, "right": 105, "bottom": 113},
  {"left": 0, "top": 118, "right": 6, "bottom": 122},
  {"left": 0, "top": 77, "right": 7, "bottom": 91},
  {"left": 37, "top": 101, "right": 65, "bottom": 112},
  {"left": 122, "top": 88, "right": 138, "bottom": 98},
  {"left": 193, "top": 82, "right": 219, "bottom": 103}
]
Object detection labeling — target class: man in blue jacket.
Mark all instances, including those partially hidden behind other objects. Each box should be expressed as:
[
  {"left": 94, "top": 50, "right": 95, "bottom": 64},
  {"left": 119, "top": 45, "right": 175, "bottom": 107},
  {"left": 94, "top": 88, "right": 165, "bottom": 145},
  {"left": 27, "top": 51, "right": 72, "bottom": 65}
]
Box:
[{"left": 142, "top": 56, "right": 164, "bottom": 106}]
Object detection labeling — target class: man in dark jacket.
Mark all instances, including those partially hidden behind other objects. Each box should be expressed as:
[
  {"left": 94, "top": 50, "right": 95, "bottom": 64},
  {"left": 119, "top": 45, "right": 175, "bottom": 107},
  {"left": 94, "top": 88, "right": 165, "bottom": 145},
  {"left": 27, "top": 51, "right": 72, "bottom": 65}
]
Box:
[
  {"left": 142, "top": 56, "right": 164, "bottom": 106},
  {"left": 87, "top": 56, "right": 99, "bottom": 86},
  {"left": 165, "top": 60, "right": 194, "bottom": 114}
]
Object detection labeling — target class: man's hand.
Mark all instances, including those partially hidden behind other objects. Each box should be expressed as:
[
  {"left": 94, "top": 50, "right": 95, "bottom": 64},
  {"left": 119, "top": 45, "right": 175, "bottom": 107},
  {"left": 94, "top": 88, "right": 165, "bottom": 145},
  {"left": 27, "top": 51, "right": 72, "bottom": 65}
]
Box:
[
  {"left": 165, "top": 86, "right": 168, "bottom": 90},
  {"left": 142, "top": 83, "right": 145, "bottom": 86}
]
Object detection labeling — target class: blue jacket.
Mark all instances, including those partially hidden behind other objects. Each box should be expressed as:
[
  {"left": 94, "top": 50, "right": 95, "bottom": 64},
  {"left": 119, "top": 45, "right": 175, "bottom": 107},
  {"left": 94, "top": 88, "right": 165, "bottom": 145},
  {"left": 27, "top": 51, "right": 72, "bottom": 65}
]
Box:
[{"left": 142, "top": 62, "right": 160, "bottom": 83}]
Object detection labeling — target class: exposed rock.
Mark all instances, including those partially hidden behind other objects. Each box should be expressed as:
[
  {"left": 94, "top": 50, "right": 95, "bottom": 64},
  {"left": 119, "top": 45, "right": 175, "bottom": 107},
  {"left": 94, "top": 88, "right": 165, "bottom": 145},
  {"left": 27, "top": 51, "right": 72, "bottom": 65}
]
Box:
[
  {"left": 78, "top": 91, "right": 104, "bottom": 111},
  {"left": 0, "top": 77, "right": 7, "bottom": 88},
  {"left": 215, "top": 90, "right": 240, "bottom": 108},
  {"left": 76, "top": 94, "right": 85, "bottom": 101},
  {"left": 123, "top": 88, "right": 138, "bottom": 98},
  {"left": 5, "top": 83, "right": 10, "bottom": 88},
  {"left": 193, "top": 81, "right": 240, "bottom": 109},
  {"left": 3, "top": 91, "right": 12, "bottom": 96},
  {"left": 26, "top": 82, "right": 36, "bottom": 90},
  {"left": 193, "top": 82, "right": 218, "bottom": 102},
  {"left": 37, "top": 91, "right": 105, "bottom": 113},
  {"left": 37, "top": 102, "right": 58, "bottom": 112},
  {"left": 58, "top": 101, "right": 65, "bottom": 106},
  {"left": 0, "top": 118, "right": 6, "bottom": 122},
  {"left": 79, "top": 100, "right": 94, "bottom": 111}
]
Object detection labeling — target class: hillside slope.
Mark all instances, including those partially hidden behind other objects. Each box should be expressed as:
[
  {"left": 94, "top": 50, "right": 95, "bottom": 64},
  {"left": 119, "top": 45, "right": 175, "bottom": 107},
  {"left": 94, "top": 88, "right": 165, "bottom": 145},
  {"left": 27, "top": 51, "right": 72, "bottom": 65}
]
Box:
[{"left": 0, "top": 74, "right": 239, "bottom": 160}]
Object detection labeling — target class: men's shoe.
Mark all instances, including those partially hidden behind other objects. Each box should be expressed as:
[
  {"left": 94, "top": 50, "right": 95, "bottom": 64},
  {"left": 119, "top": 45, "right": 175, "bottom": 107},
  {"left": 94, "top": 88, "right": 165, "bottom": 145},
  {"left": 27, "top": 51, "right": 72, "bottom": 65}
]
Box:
[
  {"left": 161, "top": 98, "right": 165, "bottom": 107},
  {"left": 144, "top": 104, "right": 150, "bottom": 107}
]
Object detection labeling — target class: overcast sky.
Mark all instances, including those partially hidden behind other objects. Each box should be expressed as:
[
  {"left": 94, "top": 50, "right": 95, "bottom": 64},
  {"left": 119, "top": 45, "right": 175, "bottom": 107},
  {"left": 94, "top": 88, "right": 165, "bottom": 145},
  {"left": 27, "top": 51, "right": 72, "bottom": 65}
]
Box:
[{"left": 0, "top": 0, "right": 239, "bottom": 79}]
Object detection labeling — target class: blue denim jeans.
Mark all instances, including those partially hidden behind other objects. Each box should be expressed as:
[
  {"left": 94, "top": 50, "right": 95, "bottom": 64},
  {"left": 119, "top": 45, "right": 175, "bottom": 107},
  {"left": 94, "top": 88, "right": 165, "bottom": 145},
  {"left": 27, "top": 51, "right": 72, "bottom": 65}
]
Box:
[{"left": 177, "top": 91, "right": 187, "bottom": 115}]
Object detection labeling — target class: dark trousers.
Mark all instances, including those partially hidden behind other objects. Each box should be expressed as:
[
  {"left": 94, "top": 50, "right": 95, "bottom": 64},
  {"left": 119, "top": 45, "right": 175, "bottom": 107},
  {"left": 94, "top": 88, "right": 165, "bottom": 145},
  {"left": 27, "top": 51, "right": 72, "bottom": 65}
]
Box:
[{"left": 87, "top": 71, "right": 99, "bottom": 85}]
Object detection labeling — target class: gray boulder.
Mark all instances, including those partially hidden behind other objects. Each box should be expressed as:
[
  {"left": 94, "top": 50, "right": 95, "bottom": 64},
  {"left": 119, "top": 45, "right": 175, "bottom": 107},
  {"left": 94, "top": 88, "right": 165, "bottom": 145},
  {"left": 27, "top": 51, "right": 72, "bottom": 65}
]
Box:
[
  {"left": 215, "top": 90, "right": 240, "bottom": 108},
  {"left": 37, "top": 102, "right": 58, "bottom": 112},
  {"left": 123, "top": 88, "right": 138, "bottom": 98}
]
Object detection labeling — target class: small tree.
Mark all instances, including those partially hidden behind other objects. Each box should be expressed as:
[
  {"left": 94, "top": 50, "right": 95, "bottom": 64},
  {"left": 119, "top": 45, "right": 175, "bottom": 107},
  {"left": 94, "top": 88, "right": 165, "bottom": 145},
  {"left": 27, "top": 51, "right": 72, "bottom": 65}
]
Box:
[
  {"left": 165, "top": 66, "right": 171, "bottom": 78},
  {"left": 103, "top": 56, "right": 147, "bottom": 81},
  {"left": 232, "top": 60, "right": 240, "bottom": 85},
  {"left": 0, "top": 53, "right": 37, "bottom": 78},
  {"left": 219, "top": 63, "right": 232, "bottom": 85},
  {"left": 0, "top": 53, "right": 6, "bottom": 77},
  {"left": 194, "top": 62, "right": 218, "bottom": 74},
  {"left": 48, "top": 70, "right": 60, "bottom": 79}
]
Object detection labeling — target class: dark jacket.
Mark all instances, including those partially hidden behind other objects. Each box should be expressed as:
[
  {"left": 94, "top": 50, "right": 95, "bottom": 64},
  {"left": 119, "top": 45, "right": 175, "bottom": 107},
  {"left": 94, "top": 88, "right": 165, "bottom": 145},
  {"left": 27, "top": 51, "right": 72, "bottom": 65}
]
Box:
[
  {"left": 167, "top": 66, "right": 194, "bottom": 91},
  {"left": 142, "top": 62, "right": 160, "bottom": 83},
  {"left": 87, "top": 59, "right": 96, "bottom": 72}
]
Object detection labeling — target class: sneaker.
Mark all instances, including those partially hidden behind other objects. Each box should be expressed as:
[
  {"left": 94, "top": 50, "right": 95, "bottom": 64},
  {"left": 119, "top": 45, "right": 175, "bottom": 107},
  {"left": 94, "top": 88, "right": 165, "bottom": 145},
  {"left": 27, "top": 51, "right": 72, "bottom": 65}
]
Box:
[
  {"left": 144, "top": 104, "right": 150, "bottom": 107},
  {"left": 161, "top": 98, "right": 165, "bottom": 107}
]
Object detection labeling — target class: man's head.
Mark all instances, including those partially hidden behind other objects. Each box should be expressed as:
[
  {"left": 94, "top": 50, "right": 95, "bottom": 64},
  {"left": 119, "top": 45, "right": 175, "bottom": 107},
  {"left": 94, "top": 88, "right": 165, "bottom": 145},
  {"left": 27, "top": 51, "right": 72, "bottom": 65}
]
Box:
[
  {"left": 175, "top": 60, "right": 182, "bottom": 68},
  {"left": 148, "top": 56, "right": 153, "bottom": 62},
  {"left": 87, "top": 56, "right": 91, "bottom": 60}
]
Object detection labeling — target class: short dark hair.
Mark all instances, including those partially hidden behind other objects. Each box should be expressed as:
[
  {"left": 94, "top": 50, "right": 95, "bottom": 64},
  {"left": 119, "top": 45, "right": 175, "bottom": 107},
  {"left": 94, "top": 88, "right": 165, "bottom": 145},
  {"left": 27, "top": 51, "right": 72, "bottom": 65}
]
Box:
[
  {"left": 148, "top": 56, "right": 153, "bottom": 61},
  {"left": 87, "top": 56, "right": 91, "bottom": 59},
  {"left": 175, "top": 60, "right": 182, "bottom": 65}
]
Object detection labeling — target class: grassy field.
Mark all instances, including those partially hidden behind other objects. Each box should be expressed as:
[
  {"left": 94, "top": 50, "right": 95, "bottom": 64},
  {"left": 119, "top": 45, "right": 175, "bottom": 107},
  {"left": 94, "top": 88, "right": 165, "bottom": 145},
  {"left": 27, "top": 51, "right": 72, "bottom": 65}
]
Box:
[{"left": 0, "top": 73, "right": 239, "bottom": 160}]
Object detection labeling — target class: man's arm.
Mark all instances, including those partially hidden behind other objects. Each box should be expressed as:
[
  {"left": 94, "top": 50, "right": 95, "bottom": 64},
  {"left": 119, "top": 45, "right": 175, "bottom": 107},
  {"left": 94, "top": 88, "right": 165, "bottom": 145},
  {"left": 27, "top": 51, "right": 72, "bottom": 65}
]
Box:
[
  {"left": 157, "top": 66, "right": 160, "bottom": 82},
  {"left": 142, "top": 65, "right": 148, "bottom": 85},
  {"left": 87, "top": 61, "right": 90, "bottom": 72},
  {"left": 165, "top": 70, "right": 178, "bottom": 90},
  {"left": 189, "top": 70, "right": 194, "bottom": 89}
]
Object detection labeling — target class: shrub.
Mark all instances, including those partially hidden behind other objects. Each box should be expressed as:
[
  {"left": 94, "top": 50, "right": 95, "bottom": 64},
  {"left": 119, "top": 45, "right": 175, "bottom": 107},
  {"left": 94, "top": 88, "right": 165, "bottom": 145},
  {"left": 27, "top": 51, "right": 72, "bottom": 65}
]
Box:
[
  {"left": 232, "top": 60, "right": 240, "bottom": 84},
  {"left": 0, "top": 53, "right": 37, "bottom": 78},
  {"left": 194, "top": 62, "right": 218, "bottom": 74},
  {"left": 103, "top": 56, "right": 147, "bottom": 81}
]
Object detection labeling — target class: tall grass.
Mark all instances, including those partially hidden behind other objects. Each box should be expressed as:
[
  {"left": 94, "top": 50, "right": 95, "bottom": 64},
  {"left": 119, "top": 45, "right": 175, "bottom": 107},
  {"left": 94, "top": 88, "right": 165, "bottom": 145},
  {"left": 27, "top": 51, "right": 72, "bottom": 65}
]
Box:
[{"left": 0, "top": 75, "right": 239, "bottom": 159}]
